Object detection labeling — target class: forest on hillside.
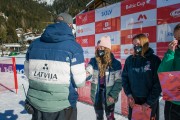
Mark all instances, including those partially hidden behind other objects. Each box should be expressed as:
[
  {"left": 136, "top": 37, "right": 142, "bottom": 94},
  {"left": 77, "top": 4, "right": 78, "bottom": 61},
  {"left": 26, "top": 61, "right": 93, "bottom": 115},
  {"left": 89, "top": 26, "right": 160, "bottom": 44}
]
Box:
[
  {"left": 0, "top": 0, "right": 119, "bottom": 44},
  {"left": 0, "top": 0, "right": 53, "bottom": 43}
]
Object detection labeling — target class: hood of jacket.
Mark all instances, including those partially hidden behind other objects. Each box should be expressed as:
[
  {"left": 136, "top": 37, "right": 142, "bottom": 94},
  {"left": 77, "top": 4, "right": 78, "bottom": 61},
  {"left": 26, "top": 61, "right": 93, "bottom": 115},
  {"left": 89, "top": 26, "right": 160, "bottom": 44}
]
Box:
[
  {"left": 144, "top": 47, "right": 154, "bottom": 57},
  {"left": 40, "top": 22, "right": 74, "bottom": 43}
]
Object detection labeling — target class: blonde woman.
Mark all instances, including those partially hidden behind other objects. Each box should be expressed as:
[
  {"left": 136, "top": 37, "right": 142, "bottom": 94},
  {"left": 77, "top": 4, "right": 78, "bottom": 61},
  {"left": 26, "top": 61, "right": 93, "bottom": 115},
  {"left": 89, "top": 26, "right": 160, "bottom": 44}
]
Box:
[
  {"left": 86, "top": 35, "right": 122, "bottom": 120},
  {"left": 122, "top": 34, "right": 162, "bottom": 120}
]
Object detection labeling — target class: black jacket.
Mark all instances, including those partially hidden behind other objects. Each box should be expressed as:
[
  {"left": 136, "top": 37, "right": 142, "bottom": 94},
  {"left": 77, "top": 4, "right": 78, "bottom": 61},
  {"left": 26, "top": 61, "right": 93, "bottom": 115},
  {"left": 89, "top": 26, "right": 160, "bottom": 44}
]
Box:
[{"left": 122, "top": 48, "right": 162, "bottom": 106}]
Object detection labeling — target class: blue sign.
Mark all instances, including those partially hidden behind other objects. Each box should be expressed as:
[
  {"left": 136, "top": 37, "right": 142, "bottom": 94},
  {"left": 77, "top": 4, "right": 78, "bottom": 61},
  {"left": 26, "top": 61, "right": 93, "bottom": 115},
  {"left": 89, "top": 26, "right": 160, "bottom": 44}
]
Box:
[
  {"left": 101, "top": 9, "right": 112, "bottom": 17},
  {"left": 16, "top": 64, "right": 24, "bottom": 74}
]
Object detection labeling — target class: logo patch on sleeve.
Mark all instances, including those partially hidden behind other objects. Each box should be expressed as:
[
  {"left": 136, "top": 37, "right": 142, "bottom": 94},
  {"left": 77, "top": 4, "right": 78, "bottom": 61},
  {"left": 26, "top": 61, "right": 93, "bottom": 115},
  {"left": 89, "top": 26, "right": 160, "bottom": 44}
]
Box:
[{"left": 66, "top": 57, "right": 70, "bottom": 62}]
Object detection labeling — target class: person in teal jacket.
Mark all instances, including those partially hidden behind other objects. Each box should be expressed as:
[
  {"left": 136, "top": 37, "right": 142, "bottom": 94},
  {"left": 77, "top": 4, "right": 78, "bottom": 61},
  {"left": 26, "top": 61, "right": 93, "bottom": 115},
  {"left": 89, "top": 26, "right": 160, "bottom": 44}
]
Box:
[
  {"left": 158, "top": 23, "right": 180, "bottom": 120},
  {"left": 86, "top": 35, "right": 122, "bottom": 120}
]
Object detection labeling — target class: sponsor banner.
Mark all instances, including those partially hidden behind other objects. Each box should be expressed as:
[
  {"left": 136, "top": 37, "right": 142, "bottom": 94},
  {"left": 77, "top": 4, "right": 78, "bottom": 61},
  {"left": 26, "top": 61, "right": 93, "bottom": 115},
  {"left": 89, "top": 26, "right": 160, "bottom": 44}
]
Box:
[
  {"left": 121, "top": 9, "right": 156, "bottom": 30},
  {"left": 157, "top": 42, "right": 169, "bottom": 59},
  {"left": 84, "top": 58, "right": 90, "bottom": 67},
  {"left": 16, "top": 64, "right": 24, "bottom": 74},
  {"left": 77, "top": 81, "right": 93, "bottom": 105},
  {"left": 121, "top": 0, "right": 156, "bottom": 16},
  {"left": 76, "top": 23, "right": 95, "bottom": 37},
  {"left": 157, "top": 4, "right": 180, "bottom": 25},
  {"left": 121, "top": 44, "right": 134, "bottom": 59},
  {"left": 95, "top": 3, "right": 120, "bottom": 22},
  {"left": 76, "top": 35, "right": 95, "bottom": 47},
  {"left": 0, "top": 63, "right": 25, "bottom": 74},
  {"left": 95, "top": 31, "right": 121, "bottom": 45},
  {"left": 120, "top": 59, "right": 126, "bottom": 66},
  {"left": 95, "top": 17, "right": 120, "bottom": 34},
  {"left": 111, "top": 45, "right": 120, "bottom": 59},
  {"left": 157, "top": 0, "right": 180, "bottom": 8},
  {"left": 76, "top": 10, "right": 95, "bottom": 25},
  {"left": 83, "top": 47, "right": 95, "bottom": 58},
  {"left": 149, "top": 43, "right": 157, "bottom": 54},
  {"left": 0, "top": 64, "right": 13, "bottom": 72},
  {"left": 157, "top": 22, "right": 178, "bottom": 42},
  {"left": 121, "top": 26, "right": 156, "bottom": 44}
]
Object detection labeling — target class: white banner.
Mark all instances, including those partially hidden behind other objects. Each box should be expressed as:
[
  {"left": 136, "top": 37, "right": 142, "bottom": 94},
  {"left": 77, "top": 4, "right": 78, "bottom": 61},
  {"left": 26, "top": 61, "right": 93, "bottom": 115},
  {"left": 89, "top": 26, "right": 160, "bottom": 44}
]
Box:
[
  {"left": 121, "top": 44, "right": 134, "bottom": 59},
  {"left": 157, "top": 22, "right": 178, "bottom": 42},
  {"left": 149, "top": 43, "right": 157, "bottom": 55},
  {"left": 121, "top": 9, "right": 156, "bottom": 30},
  {"left": 95, "top": 3, "right": 120, "bottom": 22},
  {"left": 76, "top": 23, "right": 95, "bottom": 37},
  {"left": 95, "top": 31, "right": 121, "bottom": 45},
  {"left": 157, "top": 0, "right": 180, "bottom": 8},
  {"left": 83, "top": 47, "right": 95, "bottom": 58}
]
